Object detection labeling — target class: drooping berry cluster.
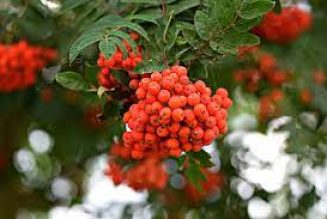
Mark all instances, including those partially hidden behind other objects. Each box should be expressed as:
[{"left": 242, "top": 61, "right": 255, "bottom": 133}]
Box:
[
  {"left": 122, "top": 66, "right": 232, "bottom": 159},
  {"left": 106, "top": 155, "right": 168, "bottom": 191},
  {"left": 0, "top": 41, "right": 57, "bottom": 92},
  {"left": 259, "top": 89, "right": 284, "bottom": 121},
  {"left": 96, "top": 33, "right": 143, "bottom": 89},
  {"left": 234, "top": 50, "right": 289, "bottom": 92},
  {"left": 253, "top": 6, "right": 312, "bottom": 44},
  {"left": 185, "top": 168, "right": 224, "bottom": 203}
]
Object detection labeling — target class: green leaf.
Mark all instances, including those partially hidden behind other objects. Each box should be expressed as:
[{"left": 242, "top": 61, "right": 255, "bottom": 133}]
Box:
[
  {"left": 59, "top": 0, "right": 88, "bottom": 14},
  {"left": 223, "top": 30, "right": 260, "bottom": 47},
  {"left": 109, "top": 30, "right": 137, "bottom": 52},
  {"left": 217, "top": 44, "right": 238, "bottom": 55},
  {"left": 55, "top": 71, "right": 88, "bottom": 91},
  {"left": 134, "top": 60, "right": 165, "bottom": 74},
  {"left": 188, "top": 150, "right": 215, "bottom": 167},
  {"left": 184, "top": 160, "right": 206, "bottom": 191},
  {"left": 194, "top": 11, "right": 210, "bottom": 40},
  {"left": 208, "top": 0, "right": 237, "bottom": 29},
  {"left": 121, "top": 0, "right": 177, "bottom": 5},
  {"left": 108, "top": 36, "right": 128, "bottom": 58},
  {"left": 69, "top": 31, "right": 103, "bottom": 64},
  {"left": 85, "top": 63, "right": 99, "bottom": 85},
  {"left": 165, "top": 26, "right": 181, "bottom": 51},
  {"left": 90, "top": 15, "right": 149, "bottom": 41},
  {"left": 167, "top": 0, "right": 201, "bottom": 16},
  {"left": 127, "top": 14, "right": 159, "bottom": 25},
  {"left": 234, "top": 17, "right": 261, "bottom": 31},
  {"left": 239, "top": 0, "right": 275, "bottom": 19},
  {"left": 98, "top": 38, "right": 116, "bottom": 59}
]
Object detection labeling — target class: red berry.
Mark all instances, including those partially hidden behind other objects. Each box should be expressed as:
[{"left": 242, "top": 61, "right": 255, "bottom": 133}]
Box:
[
  {"left": 191, "top": 126, "right": 204, "bottom": 140},
  {"left": 187, "top": 93, "right": 201, "bottom": 106},
  {"left": 168, "top": 96, "right": 182, "bottom": 109},
  {"left": 158, "top": 90, "right": 171, "bottom": 103},
  {"left": 171, "top": 108, "right": 184, "bottom": 122},
  {"left": 148, "top": 81, "right": 161, "bottom": 95},
  {"left": 166, "top": 139, "right": 180, "bottom": 149}
]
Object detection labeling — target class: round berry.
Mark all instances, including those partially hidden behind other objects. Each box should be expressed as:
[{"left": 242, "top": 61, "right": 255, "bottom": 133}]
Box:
[
  {"left": 158, "top": 90, "right": 171, "bottom": 103},
  {"left": 191, "top": 126, "right": 204, "bottom": 140},
  {"left": 148, "top": 81, "right": 161, "bottom": 95},
  {"left": 168, "top": 96, "right": 182, "bottom": 109},
  {"left": 171, "top": 108, "right": 184, "bottom": 122},
  {"left": 187, "top": 93, "right": 201, "bottom": 106}
]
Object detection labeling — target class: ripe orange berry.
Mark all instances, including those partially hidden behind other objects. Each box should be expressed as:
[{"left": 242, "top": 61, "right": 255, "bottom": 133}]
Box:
[
  {"left": 207, "top": 102, "right": 219, "bottom": 115},
  {"left": 179, "top": 75, "right": 189, "bottom": 85},
  {"left": 166, "top": 139, "right": 180, "bottom": 149},
  {"left": 161, "top": 76, "right": 175, "bottom": 90},
  {"left": 194, "top": 80, "right": 206, "bottom": 93},
  {"left": 178, "top": 126, "right": 191, "bottom": 138},
  {"left": 194, "top": 104, "right": 207, "bottom": 117},
  {"left": 132, "top": 149, "right": 144, "bottom": 159},
  {"left": 188, "top": 93, "right": 201, "bottom": 106},
  {"left": 136, "top": 88, "right": 146, "bottom": 99},
  {"left": 169, "top": 148, "right": 182, "bottom": 157},
  {"left": 158, "top": 90, "right": 171, "bottom": 103},
  {"left": 191, "top": 126, "right": 204, "bottom": 140},
  {"left": 129, "top": 79, "right": 139, "bottom": 90},
  {"left": 184, "top": 84, "right": 196, "bottom": 95},
  {"left": 157, "top": 126, "right": 170, "bottom": 137},
  {"left": 145, "top": 93, "right": 157, "bottom": 104},
  {"left": 159, "top": 107, "right": 172, "bottom": 119},
  {"left": 184, "top": 109, "right": 195, "bottom": 122},
  {"left": 148, "top": 81, "right": 161, "bottom": 95},
  {"left": 169, "top": 123, "right": 181, "bottom": 133},
  {"left": 182, "top": 143, "right": 192, "bottom": 152},
  {"left": 216, "top": 88, "right": 228, "bottom": 98},
  {"left": 203, "top": 129, "right": 215, "bottom": 144},
  {"left": 172, "top": 108, "right": 184, "bottom": 122},
  {"left": 172, "top": 66, "right": 187, "bottom": 76},
  {"left": 168, "top": 96, "right": 182, "bottom": 109},
  {"left": 222, "top": 98, "right": 233, "bottom": 109},
  {"left": 205, "top": 116, "right": 217, "bottom": 128},
  {"left": 151, "top": 71, "right": 162, "bottom": 81}
]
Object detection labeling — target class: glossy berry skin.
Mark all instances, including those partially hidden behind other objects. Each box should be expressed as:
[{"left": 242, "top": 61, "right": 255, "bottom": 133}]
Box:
[{"left": 121, "top": 66, "right": 232, "bottom": 159}]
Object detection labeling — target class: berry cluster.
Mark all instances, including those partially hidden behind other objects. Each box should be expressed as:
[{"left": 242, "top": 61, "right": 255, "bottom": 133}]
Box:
[
  {"left": 259, "top": 89, "right": 284, "bottom": 121},
  {"left": 96, "top": 33, "right": 143, "bottom": 89},
  {"left": 0, "top": 41, "right": 57, "bottom": 92},
  {"left": 185, "top": 168, "right": 224, "bottom": 203},
  {"left": 234, "top": 51, "right": 289, "bottom": 92},
  {"left": 253, "top": 6, "right": 312, "bottom": 44},
  {"left": 106, "top": 156, "right": 168, "bottom": 191},
  {"left": 122, "top": 66, "right": 232, "bottom": 159}
]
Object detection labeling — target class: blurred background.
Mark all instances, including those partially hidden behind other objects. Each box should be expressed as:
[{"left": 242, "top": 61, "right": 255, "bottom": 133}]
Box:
[{"left": 1, "top": 0, "right": 327, "bottom": 218}]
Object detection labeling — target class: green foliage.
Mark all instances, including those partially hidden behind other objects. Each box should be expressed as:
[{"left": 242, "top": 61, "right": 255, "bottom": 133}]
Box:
[
  {"left": 188, "top": 150, "right": 215, "bottom": 168},
  {"left": 55, "top": 71, "right": 88, "bottom": 91},
  {"left": 184, "top": 159, "right": 206, "bottom": 191},
  {"left": 239, "top": 0, "right": 275, "bottom": 19},
  {"left": 69, "top": 15, "right": 148, "bottom": 63},
  {"left": 98, "top": 38, "right": 116, "bottom": 59}
]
